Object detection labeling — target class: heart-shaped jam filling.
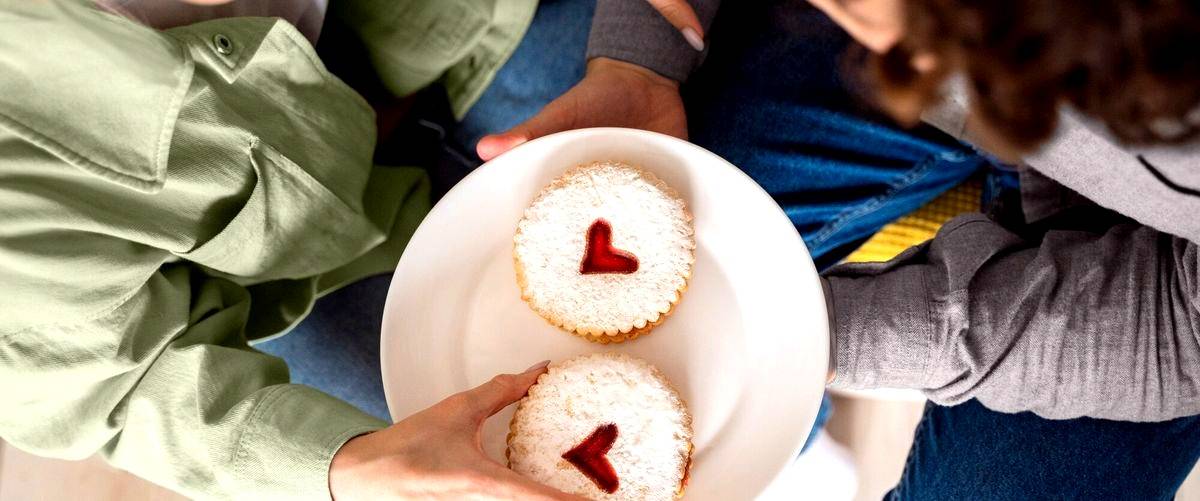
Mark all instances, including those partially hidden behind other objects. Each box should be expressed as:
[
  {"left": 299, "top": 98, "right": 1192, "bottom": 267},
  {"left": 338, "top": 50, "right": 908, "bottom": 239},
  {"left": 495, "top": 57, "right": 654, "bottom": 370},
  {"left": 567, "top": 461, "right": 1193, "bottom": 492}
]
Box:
[
  {"left": 580, "top": 219, "right": 639, "bottom": 275},
  {"left": 562, "top": 423, "right": 620, "bottom": 494}
]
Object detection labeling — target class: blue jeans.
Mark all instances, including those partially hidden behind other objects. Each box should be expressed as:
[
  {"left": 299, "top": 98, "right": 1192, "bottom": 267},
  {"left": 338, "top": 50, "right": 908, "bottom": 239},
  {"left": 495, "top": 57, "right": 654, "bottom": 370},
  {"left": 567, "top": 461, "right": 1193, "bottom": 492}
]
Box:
[
  {"left": 895, "top": 399, "right": 1200, "bottom": 500},
  {"left": 260, "top": 0, "right": 1200, "bottom": 498}
]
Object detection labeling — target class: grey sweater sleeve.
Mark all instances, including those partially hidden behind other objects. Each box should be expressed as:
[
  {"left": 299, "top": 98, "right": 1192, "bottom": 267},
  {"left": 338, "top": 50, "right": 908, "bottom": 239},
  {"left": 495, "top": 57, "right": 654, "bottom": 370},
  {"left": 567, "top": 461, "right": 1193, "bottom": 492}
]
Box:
[
  {"left": 824, "top": 214, "right": 1200, "bottom": 422},
  {"left": 586, "top": 0, "right": 722, "bottom": 82}
]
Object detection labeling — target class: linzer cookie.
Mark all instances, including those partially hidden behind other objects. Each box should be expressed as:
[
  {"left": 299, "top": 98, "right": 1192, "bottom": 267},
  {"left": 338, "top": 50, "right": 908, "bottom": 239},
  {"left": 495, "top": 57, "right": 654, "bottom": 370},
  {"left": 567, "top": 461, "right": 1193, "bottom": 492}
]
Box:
[
  {"left": 507, "top": 353, "right": 693, "bottom": 500},
  {"left": 514, "top": 161, "right": 695, "bottom": 343}
]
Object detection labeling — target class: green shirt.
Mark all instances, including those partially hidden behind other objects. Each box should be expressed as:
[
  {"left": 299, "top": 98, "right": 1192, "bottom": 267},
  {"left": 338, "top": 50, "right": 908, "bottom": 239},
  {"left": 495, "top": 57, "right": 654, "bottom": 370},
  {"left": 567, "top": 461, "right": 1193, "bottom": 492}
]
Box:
[{"left": 0, "top": 0, "right": 534, "bottom": 499}]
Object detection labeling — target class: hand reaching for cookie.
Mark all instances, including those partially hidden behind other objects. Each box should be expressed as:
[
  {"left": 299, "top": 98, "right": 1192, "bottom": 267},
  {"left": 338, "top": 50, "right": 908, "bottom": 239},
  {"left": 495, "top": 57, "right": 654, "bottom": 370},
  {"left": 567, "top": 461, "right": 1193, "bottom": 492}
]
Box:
[
  {"left": 329, "top": 361, "right": 584, "bottom": 501},
  {"left": 475, "top": 0, "right": 706, "bottom": 161},
  {"left": 476, "top": 58, "right": 687, "bottom": 161}
]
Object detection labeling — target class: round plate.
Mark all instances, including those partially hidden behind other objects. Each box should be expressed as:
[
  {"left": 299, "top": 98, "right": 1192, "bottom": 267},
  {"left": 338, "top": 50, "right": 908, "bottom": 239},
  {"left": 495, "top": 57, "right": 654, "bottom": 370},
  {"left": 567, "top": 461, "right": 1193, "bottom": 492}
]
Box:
[{"left": 381, "top": 128, "right": 828, "bottom": 500}]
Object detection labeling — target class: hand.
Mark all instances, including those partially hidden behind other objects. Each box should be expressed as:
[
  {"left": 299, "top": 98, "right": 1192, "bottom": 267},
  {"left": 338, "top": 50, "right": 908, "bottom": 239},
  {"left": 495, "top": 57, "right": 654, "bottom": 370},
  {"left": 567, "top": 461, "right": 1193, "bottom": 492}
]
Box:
[
  {"left": 328, "top": 361, "right": 583, "bottom": 500},
  {"left": 476, "top": 58, "right": 688, "bottom": 161}
]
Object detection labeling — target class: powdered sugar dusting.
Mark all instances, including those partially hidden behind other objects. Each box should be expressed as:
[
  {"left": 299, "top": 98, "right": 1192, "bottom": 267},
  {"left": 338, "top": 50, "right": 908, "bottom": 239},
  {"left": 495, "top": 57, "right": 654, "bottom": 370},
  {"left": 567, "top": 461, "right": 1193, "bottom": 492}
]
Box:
[
  {"left": 514, "top": 162, "right": 694, "bottom": 336},
  {"left": 508, "top": 353, "right": 693, "bottom": 500}
]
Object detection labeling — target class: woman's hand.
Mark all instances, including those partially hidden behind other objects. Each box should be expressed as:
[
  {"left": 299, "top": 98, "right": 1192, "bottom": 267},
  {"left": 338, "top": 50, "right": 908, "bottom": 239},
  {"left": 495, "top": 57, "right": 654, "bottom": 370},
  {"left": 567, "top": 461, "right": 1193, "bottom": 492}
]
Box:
[
  {"left": 475, "top": 0, "right": 705, "bottom": 161},
  {"left": 328, "top": 361, "right": 583, "bottom": 500},
  {"left": 476, "top": 58, "right": 687, "bottom": 161}
]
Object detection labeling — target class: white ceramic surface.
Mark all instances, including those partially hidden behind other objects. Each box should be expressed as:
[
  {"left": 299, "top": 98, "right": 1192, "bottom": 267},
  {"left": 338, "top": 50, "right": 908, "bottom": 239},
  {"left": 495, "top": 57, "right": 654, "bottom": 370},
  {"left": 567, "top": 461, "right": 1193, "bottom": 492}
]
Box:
[{"left": 381, "top": 128, "right": 828, "bottom": 500}]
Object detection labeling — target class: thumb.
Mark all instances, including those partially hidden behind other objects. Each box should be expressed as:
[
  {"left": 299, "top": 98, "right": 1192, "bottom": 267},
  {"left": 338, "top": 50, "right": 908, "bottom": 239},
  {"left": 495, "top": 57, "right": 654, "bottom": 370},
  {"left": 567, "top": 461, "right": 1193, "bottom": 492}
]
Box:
[
  {"left": 459, "top": 361, "right": 551, "bottom": 422},
  {"left": 477, "top": 90, "right": 585, "bottom": 161},
  {"left": 475, "top": 132, "right": 528, "bottom": 162}
]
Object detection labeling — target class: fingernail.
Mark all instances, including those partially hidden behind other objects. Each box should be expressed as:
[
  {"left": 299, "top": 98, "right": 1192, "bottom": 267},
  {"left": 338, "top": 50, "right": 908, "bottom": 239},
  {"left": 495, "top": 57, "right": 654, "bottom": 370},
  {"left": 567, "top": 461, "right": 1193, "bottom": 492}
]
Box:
[
  {"left": 477, "top": 134, "right": 528, "bottom": 161},
  {"left": 524, "top": 360, "right": 551, "bottom": 372},
  {"left": 682, "top": 27, "right": 705, "bottom": 51},
  {"left": 502, "top": 134, "right": 529, "bottom": 149},
  {"left": 476, "top": 136, "right": 504, "bottom": 160},
  {"left": 475, "top": 139, "right": 495, "bottom": 160}
]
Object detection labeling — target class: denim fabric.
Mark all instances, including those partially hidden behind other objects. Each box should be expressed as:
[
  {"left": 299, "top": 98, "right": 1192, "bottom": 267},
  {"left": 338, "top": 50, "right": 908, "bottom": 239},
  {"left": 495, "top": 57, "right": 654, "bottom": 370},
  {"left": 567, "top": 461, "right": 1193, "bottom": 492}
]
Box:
[
  {"left": 891, "top": 399, "right": 1200, "bottom": 501},
  {"left": 684, "top": 0, "right": 987, "bottom": 266},
  {"left": 257, "top": 274, "right": 395, "bottom": 421}
]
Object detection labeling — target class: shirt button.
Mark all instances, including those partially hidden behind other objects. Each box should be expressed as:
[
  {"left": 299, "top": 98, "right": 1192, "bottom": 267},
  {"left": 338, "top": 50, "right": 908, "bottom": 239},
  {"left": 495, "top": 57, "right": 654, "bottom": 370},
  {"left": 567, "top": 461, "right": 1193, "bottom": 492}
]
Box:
[{"left": 212, "top": 34, "right": 234, "bottom": 55}]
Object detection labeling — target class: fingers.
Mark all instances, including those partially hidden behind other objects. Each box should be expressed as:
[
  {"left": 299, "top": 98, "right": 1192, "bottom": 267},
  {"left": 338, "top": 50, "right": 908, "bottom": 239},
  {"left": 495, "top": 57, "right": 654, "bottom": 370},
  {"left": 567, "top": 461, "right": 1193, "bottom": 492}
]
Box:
[
  {"left": 645, "top": 0, "right": 705, "bottom": 51},
  {"left": 455, "top": 361, "right": 551, "bottom": 422},
  {"left": 476, "top": 57, "right": 687, "bottom": 161}
]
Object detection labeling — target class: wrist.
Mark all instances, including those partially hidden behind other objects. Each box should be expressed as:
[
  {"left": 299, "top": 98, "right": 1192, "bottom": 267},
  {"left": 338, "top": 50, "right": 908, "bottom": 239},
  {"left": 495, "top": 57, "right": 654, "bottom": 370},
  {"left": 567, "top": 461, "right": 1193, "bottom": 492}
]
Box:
[
  {"left": 587, "top": 57, "right": 680, "bottom": 90},
  {"left": 329, "top": 432, "right": 374, "bottom": 500}
]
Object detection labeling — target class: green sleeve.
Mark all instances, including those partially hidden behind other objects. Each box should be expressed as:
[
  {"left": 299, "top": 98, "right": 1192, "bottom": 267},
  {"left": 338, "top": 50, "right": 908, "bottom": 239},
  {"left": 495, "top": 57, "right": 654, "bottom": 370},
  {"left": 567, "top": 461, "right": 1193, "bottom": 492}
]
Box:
[
  {"left": 332, "top": 0, "right": 537, "bottom": 118},
  {"left": 0, "top": 5, "right": 432, "bottom": 498},
  {"left": 0, "top": 257, "right": 385, "bottom": 500}
]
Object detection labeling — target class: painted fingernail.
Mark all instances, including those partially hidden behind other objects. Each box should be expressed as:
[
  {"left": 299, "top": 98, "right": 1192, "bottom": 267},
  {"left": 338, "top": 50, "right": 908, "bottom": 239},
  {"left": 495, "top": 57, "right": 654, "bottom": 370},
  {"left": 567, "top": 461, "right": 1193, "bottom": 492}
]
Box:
[
  {"left": 682, "top": 27, "right": 705, "bottom": 51},
  {"left": 524, "top": 360, "right": 551, "bottom": 372}
]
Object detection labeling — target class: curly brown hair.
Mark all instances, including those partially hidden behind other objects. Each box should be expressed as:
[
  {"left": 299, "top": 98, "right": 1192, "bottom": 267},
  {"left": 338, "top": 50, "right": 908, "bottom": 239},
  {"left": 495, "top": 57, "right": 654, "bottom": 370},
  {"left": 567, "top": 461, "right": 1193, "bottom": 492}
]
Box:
[{"left": 870, "top": 0, "right": 1200, "bottom": 152}]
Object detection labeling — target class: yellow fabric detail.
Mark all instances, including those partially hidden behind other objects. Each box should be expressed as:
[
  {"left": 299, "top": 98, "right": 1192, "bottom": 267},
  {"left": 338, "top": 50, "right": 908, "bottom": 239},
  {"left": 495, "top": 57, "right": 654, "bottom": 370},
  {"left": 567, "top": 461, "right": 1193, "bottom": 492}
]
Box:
[{"left": 843, "top": 180, "right": 983, "bottom": 263}]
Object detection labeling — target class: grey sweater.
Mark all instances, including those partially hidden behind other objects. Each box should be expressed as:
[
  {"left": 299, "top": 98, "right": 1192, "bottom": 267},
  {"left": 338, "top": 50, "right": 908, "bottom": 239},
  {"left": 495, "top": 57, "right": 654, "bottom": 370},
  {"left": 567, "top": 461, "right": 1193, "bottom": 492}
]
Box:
[{"left": 589, "top": 0, "right": 1200, "bottom": 422}]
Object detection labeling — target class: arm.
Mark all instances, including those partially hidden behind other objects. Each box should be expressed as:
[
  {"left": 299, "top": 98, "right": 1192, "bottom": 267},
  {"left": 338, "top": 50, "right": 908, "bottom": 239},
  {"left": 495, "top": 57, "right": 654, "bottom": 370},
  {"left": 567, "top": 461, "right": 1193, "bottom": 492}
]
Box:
[
  {"left": 587, "top": 0, "right": 722, "bottom": 82},
  {"left": 824, "top": 213, "right": 1200, "bottom": 422},
  {"left": 0, "top": 257, "right": 384, "bottom": 499},
  {"left": 0, "top": 256, "right": 573, "bottom": 500},
  {"left": 0, "top": 3, "right": 573, "bottom": 498}
]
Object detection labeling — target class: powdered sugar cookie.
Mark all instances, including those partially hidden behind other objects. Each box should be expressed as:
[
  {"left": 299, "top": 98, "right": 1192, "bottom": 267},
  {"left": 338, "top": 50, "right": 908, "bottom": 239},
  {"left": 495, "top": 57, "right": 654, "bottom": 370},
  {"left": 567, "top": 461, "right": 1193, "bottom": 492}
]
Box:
[
  {"left": 514, "top": 161, "right": 695, "bottom": 343},
  {"left": 507, "top": 353, "right": 693, "bottom": 500}
]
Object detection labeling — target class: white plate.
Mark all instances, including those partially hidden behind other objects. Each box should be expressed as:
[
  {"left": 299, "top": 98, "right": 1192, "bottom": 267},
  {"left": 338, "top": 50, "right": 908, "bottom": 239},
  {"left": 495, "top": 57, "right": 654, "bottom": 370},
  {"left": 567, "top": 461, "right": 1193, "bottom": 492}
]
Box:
[{"left": 381, "top": 128, "right": 828, "bottom": 500}]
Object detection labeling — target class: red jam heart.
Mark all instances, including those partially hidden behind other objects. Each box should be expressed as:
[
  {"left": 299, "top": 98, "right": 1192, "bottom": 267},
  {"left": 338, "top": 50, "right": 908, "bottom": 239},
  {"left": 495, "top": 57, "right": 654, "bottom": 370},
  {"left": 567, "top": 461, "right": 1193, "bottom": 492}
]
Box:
[
  {"left": 580, "top": 219, "right": 639, "bottom": 275},
  {"left": 562, "top": 423, "right": 620, "bottom": 494}
]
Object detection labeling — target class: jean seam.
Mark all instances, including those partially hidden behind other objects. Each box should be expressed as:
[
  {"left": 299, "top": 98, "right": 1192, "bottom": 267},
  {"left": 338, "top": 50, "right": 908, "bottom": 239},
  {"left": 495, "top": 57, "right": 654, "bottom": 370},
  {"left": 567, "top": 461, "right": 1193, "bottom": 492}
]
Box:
[{"left": 807, "top": 152, "right": 945, "bottom": 248}]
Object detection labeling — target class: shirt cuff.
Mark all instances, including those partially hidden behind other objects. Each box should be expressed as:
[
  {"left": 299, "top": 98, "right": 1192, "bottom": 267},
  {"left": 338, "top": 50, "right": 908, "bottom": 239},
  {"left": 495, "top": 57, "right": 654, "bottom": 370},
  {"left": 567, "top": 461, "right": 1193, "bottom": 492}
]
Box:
[
  {"left": 824, "top": 264, "right": 935, "bottom": 390},
  {"left": 821, "top": 278, "right": 837, "bottom": 381},
  {"left": 586, "top": 0, "right": 719, "bottom": 82},
  {"left": 231, "top": 385, "right": 387, "bottom": 500}
]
